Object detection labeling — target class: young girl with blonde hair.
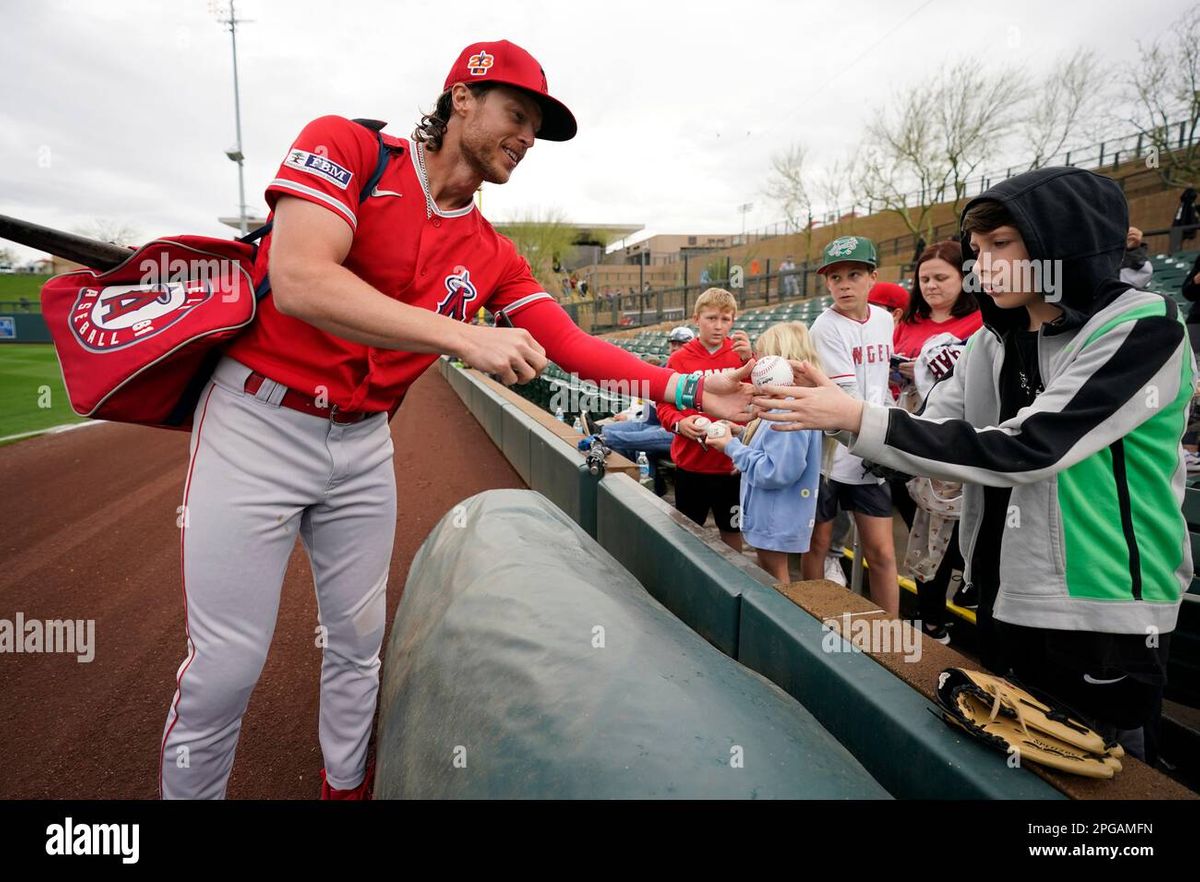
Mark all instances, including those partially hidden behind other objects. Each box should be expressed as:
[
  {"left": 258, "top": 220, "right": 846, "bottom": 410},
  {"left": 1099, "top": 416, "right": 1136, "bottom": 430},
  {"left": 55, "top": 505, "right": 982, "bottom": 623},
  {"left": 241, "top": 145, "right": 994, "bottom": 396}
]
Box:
[{"left": 708, "top": 322, "right": 825, "bottom": 583}]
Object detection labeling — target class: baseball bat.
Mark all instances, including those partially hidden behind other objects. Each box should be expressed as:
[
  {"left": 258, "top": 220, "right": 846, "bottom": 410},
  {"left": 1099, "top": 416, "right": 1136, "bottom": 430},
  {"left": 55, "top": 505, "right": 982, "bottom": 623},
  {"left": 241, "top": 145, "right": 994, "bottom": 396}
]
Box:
[{"left": 0, "top": 213, "right": 134, "bottom": 271}]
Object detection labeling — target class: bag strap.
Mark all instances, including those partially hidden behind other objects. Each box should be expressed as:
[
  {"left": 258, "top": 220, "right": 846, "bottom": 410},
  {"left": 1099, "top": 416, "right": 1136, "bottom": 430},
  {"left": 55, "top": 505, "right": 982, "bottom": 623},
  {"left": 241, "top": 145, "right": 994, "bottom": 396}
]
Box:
[{"left": 244, "top": 118, "right": 400, "bottom": 301}]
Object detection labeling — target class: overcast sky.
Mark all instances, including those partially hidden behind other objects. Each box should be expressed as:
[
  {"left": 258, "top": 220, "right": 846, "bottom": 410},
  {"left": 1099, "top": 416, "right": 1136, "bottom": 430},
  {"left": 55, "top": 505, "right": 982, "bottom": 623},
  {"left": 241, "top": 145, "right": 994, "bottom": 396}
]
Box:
[{"left": 1, "top": 0, "right": 1193, "bottom": 262}]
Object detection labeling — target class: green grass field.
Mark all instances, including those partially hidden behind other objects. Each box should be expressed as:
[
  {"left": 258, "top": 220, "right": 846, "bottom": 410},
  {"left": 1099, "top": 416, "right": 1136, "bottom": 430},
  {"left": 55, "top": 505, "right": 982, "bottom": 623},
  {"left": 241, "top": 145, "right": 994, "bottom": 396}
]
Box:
[
  {"left": 0, "top": 343, "right": 85, "bottom": 441},
  {"left": 0, "top": 274, "right": 50, "bottom": 311}
]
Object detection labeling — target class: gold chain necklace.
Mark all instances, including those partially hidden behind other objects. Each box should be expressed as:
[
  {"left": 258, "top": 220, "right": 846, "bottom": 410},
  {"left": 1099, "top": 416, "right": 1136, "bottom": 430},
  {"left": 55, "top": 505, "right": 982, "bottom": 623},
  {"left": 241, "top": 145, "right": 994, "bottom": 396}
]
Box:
[{"left": 413, "top": 141, "right": 436, "bottom": 220}]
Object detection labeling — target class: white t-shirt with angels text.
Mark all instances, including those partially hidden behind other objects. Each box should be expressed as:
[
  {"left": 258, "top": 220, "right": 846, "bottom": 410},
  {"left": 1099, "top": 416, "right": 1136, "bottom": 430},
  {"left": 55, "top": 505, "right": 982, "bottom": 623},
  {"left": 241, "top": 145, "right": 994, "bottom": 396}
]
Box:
[{"left": 810, "top": 304, "right": 895, "bottom": 485}]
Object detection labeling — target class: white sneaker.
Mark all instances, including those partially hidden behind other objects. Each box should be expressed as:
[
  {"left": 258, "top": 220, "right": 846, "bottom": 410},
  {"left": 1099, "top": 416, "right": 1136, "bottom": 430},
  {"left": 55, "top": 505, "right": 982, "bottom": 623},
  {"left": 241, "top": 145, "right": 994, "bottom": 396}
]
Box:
[
  {"left": 824, "top": 554, "right": 847, "bottom": 586},
  {"left": 1186, "top": 451, "right": 1200, "bottom": 475}
]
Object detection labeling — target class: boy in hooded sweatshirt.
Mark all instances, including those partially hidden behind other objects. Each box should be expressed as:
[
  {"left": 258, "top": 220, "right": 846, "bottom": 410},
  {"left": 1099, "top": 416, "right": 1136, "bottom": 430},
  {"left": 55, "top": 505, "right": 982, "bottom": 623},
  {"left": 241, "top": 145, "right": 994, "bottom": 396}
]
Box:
[
  {"left": 657, "top": 288, "right": 752, "bottom": 551},
  {"left": 754, "top": 167, "right": 1194, "bottom": 760}
]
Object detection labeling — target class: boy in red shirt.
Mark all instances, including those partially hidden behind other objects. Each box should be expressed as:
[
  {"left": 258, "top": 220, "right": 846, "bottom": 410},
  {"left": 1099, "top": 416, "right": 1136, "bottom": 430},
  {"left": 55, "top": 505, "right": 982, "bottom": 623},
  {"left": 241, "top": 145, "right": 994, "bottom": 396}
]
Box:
[{"left": 658, "top": 288, "right": 752, "bottom": 550}]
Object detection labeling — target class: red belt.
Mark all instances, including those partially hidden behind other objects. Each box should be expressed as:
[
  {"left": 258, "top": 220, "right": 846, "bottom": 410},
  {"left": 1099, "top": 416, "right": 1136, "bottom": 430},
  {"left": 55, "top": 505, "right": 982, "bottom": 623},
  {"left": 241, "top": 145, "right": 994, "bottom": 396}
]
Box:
[{"left": 243, "top": 371, "right": 380, "bottom": 424}]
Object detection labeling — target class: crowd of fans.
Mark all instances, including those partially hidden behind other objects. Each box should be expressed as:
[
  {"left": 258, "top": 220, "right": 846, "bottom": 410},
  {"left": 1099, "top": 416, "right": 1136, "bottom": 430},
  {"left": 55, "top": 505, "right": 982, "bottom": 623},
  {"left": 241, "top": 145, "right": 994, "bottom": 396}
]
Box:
[{"left": 574, "top": 167, "right": 1196, "bottom": 767}]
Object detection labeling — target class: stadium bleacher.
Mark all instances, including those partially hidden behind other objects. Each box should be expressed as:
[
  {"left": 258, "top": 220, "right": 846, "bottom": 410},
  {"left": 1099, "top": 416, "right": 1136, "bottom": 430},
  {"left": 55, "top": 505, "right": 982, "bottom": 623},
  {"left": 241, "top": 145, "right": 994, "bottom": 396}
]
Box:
[{"left": 1147, "top": 249, "right": 1199, "bottom": 307}]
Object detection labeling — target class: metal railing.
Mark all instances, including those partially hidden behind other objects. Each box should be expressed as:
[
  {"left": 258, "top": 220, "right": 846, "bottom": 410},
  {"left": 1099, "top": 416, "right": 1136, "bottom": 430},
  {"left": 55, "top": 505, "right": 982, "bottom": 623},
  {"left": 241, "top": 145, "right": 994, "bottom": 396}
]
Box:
[{"left": 574, "top": 263, "right": 829, "bottom": 334}]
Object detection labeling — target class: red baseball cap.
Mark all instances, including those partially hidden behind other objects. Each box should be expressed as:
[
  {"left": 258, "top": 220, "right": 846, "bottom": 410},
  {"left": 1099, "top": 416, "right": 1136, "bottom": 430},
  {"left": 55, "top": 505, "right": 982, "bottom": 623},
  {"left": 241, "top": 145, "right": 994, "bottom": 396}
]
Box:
[
  {"left": 444, "top": 40, "right": 577, "bottom": 142},
  {"left": 868, "top": 281, "right": 910, "bottom": 312}
]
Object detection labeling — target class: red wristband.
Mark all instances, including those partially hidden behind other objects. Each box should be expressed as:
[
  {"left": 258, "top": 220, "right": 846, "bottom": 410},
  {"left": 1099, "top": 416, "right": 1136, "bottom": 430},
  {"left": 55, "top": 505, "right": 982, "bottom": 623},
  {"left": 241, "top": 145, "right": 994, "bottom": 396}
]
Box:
[{"left": 694, "top": 376, "right": 705, "bottom": 412}]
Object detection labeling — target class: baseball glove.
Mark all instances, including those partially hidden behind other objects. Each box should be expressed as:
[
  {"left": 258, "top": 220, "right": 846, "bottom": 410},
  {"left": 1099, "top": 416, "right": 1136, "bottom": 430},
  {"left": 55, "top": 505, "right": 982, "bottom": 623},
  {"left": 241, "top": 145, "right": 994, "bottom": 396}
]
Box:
[{"left": 935, "top": 668, "right": 1125, "bottom": 779}]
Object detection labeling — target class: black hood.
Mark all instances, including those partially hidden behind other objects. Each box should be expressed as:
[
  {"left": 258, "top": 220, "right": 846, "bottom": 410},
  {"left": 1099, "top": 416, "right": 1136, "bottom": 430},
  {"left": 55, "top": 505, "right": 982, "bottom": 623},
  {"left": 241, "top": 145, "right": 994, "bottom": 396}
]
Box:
[{"left": 959, "top": 167, "right": 1130, "bottom": 337}]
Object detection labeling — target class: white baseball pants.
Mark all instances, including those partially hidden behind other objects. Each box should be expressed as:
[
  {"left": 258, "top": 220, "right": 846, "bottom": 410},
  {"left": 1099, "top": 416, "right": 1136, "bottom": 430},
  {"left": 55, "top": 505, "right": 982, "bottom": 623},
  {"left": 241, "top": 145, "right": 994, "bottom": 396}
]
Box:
[{"left": 159, "top": 356, "right": 396, "bottom": 799}]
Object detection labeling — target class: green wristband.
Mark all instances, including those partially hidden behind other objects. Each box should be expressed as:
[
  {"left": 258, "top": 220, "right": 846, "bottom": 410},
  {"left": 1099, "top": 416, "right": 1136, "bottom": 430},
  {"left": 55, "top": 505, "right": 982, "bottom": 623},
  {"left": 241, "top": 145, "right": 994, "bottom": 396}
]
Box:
[{"left": 680, "top": 372, "right": 701, "bottom": 410}]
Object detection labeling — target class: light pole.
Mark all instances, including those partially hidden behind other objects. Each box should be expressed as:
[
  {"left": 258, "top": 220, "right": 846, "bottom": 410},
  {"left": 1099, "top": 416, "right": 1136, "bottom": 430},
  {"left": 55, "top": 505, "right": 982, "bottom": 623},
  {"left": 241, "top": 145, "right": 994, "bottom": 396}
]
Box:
[
  {"left": 737, "top": 202, "right": 753, "bottom": 243},
  {"left": 217, "top": 1, "right": 250, "bottom": 236}
]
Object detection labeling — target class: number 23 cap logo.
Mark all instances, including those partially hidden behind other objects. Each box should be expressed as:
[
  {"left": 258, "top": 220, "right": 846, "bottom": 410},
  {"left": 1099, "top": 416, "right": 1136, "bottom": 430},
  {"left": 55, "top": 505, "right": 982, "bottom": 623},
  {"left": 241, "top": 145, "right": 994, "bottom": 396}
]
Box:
[
  {"left": 70, "top": 281, "right": 213, "bottom": 351},
  {"left": 468, "top": 51, "right": 493, "bottom": 76}
]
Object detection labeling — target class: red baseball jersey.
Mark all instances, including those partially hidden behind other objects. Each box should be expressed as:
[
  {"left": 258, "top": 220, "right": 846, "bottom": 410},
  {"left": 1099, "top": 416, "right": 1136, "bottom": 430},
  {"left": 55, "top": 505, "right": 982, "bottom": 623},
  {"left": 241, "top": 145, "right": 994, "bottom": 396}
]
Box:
[{"left": 225, "top": 115, "right": 554, "bottom": 411}]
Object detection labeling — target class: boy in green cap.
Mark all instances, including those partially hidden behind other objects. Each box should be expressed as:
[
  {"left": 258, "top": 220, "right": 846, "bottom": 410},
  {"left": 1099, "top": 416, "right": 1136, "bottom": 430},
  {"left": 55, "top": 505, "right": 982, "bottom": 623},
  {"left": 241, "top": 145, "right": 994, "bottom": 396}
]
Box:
[{"left": 803, "top": 236, "right": 900, "bottom": 616}]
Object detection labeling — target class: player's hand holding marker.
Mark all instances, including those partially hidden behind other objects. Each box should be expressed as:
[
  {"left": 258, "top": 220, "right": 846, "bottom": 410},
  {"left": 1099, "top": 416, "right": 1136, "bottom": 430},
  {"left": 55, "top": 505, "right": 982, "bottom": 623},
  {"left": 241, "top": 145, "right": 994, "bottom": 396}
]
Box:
[
  {"left": 751, "top": 359, "right": 866, "bottom": 433},
  {"left": 458, "top": 324, "right": 548, "bottom": 385}
]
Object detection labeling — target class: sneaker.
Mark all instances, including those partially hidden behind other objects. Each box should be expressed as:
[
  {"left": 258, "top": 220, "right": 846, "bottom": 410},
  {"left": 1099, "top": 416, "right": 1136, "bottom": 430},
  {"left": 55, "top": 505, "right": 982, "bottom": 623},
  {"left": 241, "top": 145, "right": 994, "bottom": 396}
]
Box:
[
  {"left": 824, "top": 554, "right": 847, "bottom": 586},
  {"left": 580, "top": 410, "right": 601, "bottom": 438},
  {"left": 921, "top": 623, "right": 951, "bottom": 645},
  {"left": 1187, "top": 451, "right": 1200, "bottom": 475},
  {"left": 320, "top": 762, "right": 374, "bottom": 800},
  {"left": 952, "top": 582, "right": 979, "bottom": 610}
]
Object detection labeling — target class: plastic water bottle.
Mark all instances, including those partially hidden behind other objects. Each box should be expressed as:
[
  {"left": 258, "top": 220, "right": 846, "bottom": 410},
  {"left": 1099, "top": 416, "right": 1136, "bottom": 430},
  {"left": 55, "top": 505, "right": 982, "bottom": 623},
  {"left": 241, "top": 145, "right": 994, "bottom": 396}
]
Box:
[
  {"left": 637, "top": 451, "right": 652, "bottom": 487},
  {"left": 572, "top": 416, "right": 583, "bottom": 434},
  {"left": 555, "top": 406, "right": 565, "bottom": 422}
]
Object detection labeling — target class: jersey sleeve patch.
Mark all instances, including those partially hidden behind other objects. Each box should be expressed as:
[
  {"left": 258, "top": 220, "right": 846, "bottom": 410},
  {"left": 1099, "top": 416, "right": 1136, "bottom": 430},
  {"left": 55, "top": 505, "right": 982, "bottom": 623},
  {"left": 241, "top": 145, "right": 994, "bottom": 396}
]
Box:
[{"left": 283, "top": 149, "right": 354, "bottom": 190}]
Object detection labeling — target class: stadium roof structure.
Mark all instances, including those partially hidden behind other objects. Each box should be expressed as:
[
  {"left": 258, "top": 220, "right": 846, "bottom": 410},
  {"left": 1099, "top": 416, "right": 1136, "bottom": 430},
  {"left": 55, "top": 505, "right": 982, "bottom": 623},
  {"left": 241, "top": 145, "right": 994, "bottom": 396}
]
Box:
[
  {"left": 492, "top": 221, "right": 643, "bottom": 248},
  {"left": 219, "top": 215, "right": 269, "bottom": 231}
]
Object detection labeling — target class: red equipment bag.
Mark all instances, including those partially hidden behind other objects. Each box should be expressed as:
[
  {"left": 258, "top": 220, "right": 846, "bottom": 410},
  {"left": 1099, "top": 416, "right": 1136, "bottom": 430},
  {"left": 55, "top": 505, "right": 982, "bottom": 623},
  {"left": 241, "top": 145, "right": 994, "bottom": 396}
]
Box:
[
  {"left": 38, "top": 119, "right": 394, "bottom": 432},
  {"left": 40, "top": 236, "right": 259, "bottom": 431}
]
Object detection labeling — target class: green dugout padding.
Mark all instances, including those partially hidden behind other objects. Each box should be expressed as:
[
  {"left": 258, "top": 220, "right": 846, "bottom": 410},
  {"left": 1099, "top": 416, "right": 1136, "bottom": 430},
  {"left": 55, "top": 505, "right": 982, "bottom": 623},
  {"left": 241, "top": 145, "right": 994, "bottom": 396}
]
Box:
[
  {"left": 467, "top": 375, "right": 506, "bottom": 446},
  {"left": 446, "top": 361, "right": 603, "bottom": 536},
  {"left": 596, "top": 474, "right": 756, "bottom": 657},
  {"left": 374, "top": 489, "right": 889, "bottom": 799},
  {"left": 736, "top": 588, "right": 1063, "bottom": 799},
  {"left": 499, "top": 400, "right": 533, "bottom": 484},
  {"left": 0, "top": 314, "right": 51, "bottom": 342},
  {"left": 527, "top": 420, "right": 598, "bottom": 536},
  {"left": 595, "top": 472, "right": 1062, "bottom": 799},
  {"left": 442, "top": 361, "right": 1065, "bottom": 795}
]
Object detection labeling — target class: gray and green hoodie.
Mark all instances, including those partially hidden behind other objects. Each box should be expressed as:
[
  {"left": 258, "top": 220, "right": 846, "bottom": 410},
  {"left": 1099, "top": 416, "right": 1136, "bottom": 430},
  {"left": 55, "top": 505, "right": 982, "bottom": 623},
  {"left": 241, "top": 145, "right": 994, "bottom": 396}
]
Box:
[{"left": 843, "top": 167, "right": 1194, "bottom": 636}]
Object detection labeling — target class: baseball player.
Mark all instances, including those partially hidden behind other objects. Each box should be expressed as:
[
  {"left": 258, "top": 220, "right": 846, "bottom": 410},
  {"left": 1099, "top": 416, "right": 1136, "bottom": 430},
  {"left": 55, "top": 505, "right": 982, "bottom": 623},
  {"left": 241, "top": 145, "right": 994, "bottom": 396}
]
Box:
[{"left": 159, "top": 39, "right": 757, "bottom": 799}]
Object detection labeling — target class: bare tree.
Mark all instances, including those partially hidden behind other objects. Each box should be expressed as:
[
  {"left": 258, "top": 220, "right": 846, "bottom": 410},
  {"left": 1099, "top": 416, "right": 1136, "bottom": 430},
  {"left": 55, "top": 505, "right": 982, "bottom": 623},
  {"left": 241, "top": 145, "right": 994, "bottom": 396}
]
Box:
[
  {"left": 495, "top": 208, "right": 580, "bottom": 297},
  {"left": 73, "top": 219, "right": 141, "bottom": 247},
  {"left": 1022, "top": 50, "right": 1109, "bottom": 170},
  {"left": 764, "top": 144, "right": 812, "bottom": 232},
  {"left": 1126, "top": 3, "right": 1200, "bottom": 188},
  {"left": 857, "top": 61, "right": 1024, "bottom": 240},
  {"left": 764, "top": 143, "right": 818, "bottom": 261},
  {"left": 856, "top": 76, "right": 943, "bottom": 241},
  {"left": 936, "top": 60, "right": 1027, "bottom": 214},
  {"left": 817, "top": 156, "right": 859, "bottom": 229}
]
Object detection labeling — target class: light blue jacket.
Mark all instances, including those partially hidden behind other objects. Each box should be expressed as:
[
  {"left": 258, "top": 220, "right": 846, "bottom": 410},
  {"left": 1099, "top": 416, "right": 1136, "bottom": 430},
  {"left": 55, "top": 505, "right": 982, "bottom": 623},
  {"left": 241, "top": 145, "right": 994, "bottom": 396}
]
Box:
[{"left": 724, "top": 421, "right": 822, "bottom": 553}]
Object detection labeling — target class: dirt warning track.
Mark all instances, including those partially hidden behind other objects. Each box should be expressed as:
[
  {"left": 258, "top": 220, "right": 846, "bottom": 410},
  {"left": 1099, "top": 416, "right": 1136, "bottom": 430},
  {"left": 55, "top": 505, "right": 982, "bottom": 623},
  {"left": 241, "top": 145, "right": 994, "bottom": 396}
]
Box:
[{"left": 0, "top": 365, "right": 522, "bottom": 799}]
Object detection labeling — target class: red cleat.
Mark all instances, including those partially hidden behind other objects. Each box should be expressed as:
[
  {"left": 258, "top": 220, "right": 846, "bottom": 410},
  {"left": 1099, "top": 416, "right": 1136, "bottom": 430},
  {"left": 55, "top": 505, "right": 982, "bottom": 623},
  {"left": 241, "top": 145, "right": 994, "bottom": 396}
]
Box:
[{"left": 319, "top": 762, "right": 374, "bottom": 800}]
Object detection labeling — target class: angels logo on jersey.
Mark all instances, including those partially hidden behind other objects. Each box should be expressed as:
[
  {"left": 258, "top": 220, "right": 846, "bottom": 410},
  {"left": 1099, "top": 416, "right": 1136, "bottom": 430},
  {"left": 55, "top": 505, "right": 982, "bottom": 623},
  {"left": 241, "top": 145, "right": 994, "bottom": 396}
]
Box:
[
  {"left": 69, "top": 281, "right": 212, "bottom": 352},
  {"left": 436, "top": 267, "right": 479, "bottom": 322}
]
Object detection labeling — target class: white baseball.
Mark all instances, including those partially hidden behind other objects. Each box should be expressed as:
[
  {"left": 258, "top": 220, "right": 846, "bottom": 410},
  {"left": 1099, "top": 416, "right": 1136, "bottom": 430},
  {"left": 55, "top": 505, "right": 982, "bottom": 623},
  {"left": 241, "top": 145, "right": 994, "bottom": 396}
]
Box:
[
  {"left": 693, "top": 417, "right": 712, "bottom": 431},
  {"left": 706, "top": 422, "right": 728, "bottom": 439},
  {"left": 752, "top": 355, "right": 794, "bottom": 387}
]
